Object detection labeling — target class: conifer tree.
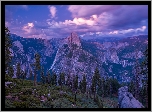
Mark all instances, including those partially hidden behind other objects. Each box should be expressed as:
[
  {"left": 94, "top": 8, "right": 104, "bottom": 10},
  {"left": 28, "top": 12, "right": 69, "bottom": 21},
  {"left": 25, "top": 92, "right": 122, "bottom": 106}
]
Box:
[
  {"left": 29, "top": 69, "right": 33, "bottom": 80},
  {"left": 33, "top": 52, "right": 41, "bottom": 86},
  {"left": 40, "top": 66, "right": 45, "bottom": 84},
  {"left": 58, "top": 72, "right": 65, "bottom": 89},
  {"left": 46, "top": 70, "right": 51, "bottom": 84},
  {"left": 128, "top": 80, "right": 135, "bottom": 96},
  {"left": 20, "top": 70, "right": 24, "bottom": 79},
  {"left": 91, "top": 75, "right": 96, "bottom": 99},
  {"left": 73, "top": 75, "right": 78, "bottom": 91},
  {"left": 51, "top": 72, "right": 57, "bottom": 85},
  {"left": 91, "top": 68, "right": 101, "bottom": 99},
  {"left": 66, "top": 73, "right": 71, "bottom": 86},
  {"left": 140, "top": 46, "right": 148, "bottom": 108},
  {"left": 16, "top": 62, "right": 21, "bottom": 79},
  {"left": 81, "top": 74, "right": 87, "bottom": 93},
  {"left": 5, "top": 27, "right": 12, "bottom": 74},
  {"left": 23, "top": 70, "right": 27, "bottom": 80},
  {"left": 8, "top": 65, "right": 14, "bottom": 78}
]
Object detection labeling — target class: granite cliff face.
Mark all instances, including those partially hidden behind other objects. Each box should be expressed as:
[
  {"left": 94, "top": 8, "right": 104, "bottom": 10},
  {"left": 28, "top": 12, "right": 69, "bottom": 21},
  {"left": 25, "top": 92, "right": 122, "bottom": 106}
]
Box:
[
  {"left": 50, "top": 32, "right": 103, "bottom": 84},
  {"left": 64, "top": 32, "right": 81, "bottom": 47},
  {"left": 9, "top": 33, "right": 148, "bottom": 83}
]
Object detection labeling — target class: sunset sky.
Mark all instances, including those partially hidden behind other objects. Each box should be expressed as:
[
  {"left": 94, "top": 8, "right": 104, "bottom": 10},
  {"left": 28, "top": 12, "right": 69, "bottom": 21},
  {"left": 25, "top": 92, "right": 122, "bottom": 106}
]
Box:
[{"left": 5, "top": 5, "right": 148, "bottom": 39}]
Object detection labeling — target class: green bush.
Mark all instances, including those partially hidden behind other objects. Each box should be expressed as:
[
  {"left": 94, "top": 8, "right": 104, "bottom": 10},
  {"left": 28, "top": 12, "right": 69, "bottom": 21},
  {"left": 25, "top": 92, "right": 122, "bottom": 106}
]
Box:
[
  {"left": 13, "top": 101, "right": 29, "bottom": 108},
  {"left": 5, "top": 88, "right": 11, "bottom": 96},
  {"left": 27, "top": 95, "right": 40, "bottom": 104},
  {"left": 19, "top": 95, "right": 29, "bottom": 101},
  {"left": 5, "top": 74, "right": 12, "bottom": 82},
  {"left": 21, "top": 88, "right": 33, "bottom": 95}
]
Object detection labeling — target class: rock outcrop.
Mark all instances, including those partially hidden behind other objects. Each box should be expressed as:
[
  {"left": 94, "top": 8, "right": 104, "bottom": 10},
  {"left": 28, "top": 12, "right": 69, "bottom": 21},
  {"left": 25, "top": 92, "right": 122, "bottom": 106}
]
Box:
[
  {"left": 118, "top": 86, "right": 144, "bottom": 108},
  {"left": 64, "top": 32, "right": 81, "bottom": 47}
]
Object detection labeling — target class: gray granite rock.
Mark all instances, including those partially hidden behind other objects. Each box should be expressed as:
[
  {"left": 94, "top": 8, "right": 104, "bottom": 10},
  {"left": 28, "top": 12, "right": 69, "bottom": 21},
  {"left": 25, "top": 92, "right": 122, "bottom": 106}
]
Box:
[{"left": 118, "top": 86, "right": 144, "bottom": 108}]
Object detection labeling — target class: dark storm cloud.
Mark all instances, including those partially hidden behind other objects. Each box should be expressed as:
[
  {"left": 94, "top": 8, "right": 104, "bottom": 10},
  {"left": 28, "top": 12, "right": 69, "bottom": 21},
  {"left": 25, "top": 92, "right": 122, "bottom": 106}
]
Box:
[{"left": 108, "top": 5, "right": 148, "bottom": 30}]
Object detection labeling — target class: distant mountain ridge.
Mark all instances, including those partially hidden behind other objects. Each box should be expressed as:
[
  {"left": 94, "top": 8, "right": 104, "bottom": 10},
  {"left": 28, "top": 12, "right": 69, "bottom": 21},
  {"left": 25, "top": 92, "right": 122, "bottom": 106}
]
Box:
[{"left": 9, "top": 33, "right": 148, "bottom": 84}]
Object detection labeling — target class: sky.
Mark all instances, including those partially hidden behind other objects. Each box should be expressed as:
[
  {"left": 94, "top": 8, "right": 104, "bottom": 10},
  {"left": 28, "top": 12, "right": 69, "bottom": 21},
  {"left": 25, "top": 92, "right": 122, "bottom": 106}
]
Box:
[{"left": 5, "top": 5, "right": 148, "bottom": 40}]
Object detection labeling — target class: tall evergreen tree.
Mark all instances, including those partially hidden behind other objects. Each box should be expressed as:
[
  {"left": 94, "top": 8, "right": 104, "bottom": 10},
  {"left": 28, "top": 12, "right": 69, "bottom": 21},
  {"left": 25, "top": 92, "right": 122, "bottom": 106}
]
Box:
[
  {"left": 29, "top": 69, "right": 33, "bottom": 80},
  {"left": 140, "top": 46, "right": 148, "bottom": 108},
  {"left": 46, "top": 70, "right": 51, "bottom": 84},
  {"left": 20, "top": 69, "right": 24, "bottom": 79},
  {"left": 128, "top": 80, "right": 135, "bottom": 96},
  {"left": 91, "top": 68, "right": 101, "bottom": 99},
  {"left": 40, "top": 66, "right": 45, "bottom": 84},
  {"left": 73, "top": 75, "right": 78, "bottom": 91},
  {"left": 66, "top": 73, "right": 71, "bottom": 86},
  {"left": 16, "top": 62, "right": 21, "bottom": 79},
  {"left": 58, "top": 72, "right": 65, "bottom": 89},
  {"left": 23, "top": 70, "right": 27, "bottom": 80},
  {"left": 81, "top": 74, "right": 87, "bottom": 93},
  {"left": 33, "top": 52, "right": 41, "bottom": 86},
  {"left": 91, "top": 75, "right": 96, "bottom": 99},
  {"left": 5, "top": 27, "right": 12, "bottom": 74},
  {"left": 8, "top": 65, "right": 14, "bottom": 78},
  {"left": 51, "top": 72, "right": 57, "bottom": 85}
]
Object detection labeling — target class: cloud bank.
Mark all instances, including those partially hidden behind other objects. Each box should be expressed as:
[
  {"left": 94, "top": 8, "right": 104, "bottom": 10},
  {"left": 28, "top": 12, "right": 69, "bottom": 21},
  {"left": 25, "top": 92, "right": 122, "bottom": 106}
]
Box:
[{"left": 5, "top": 5, "right": 148, "bottom": 39}]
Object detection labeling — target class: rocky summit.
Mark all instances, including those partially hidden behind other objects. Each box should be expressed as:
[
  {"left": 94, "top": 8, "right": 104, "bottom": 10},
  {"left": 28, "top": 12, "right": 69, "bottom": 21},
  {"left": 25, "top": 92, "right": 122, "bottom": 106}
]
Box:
[{"left": 64, "top": 32, "right": 81, "bottom": 47}]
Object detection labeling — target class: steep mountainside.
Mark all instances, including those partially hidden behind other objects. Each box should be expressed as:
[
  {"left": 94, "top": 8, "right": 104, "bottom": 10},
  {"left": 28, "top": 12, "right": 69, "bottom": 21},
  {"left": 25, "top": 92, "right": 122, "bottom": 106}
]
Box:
[
  {"left": 9, "top": 33, "right": 148, "bottom": 83},
  {"left": 50, "top": 32, "right": 103, "bottom": 85}
]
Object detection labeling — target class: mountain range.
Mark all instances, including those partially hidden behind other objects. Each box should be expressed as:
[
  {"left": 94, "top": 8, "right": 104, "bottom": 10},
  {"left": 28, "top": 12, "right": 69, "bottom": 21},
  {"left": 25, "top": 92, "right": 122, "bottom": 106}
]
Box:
[{"left": 9, "top": 32, "right": 148, "bottom": 85}]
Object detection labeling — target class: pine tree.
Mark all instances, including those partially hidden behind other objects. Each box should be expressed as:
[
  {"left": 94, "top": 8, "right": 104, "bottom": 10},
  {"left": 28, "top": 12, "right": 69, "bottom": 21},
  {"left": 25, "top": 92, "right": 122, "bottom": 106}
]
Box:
[
  {"left": 73, "top": 75, "right": 78, "bottom": 91},
  {"left": 23, "top": 70, "right": 27, "bottom": 80},
  {"left": 81, "top": 74, "right": 87, "bottom": 93},
  {"left": 40, "top": 66, "right": 45, "bottom": 84},
  {"left": 46, "top": 71, "right": 51, "bottom": 84},
  {"left": 33, "top": 52, "right": 41, "bottom": 86},
  {"left": 128, "top": 80, "right": 135, "bottom": 96},
  {"left": 29, "top": 69, "right": 33, "bottom": 80},
  {"left": 58, "top": 72, "right": 65, "bottom": 90},
  {"left": 132, "top": 50, "right": 141, "bottom": 100},
  {"left": 20, "top": 70, "right": 24, "bottom": 79},
  {"left": 140, "top": 46, "right": 148, "bottom": 108},
  {"left": 66, "top": 73, "right": 71, "bottom": 86},
  {"left": 91, "top": 68, "right": 101, "bottom": 100},
  {"left": 101, "top": 77, "right": 105, "bottom": 98},
  {"left": 51, "top": 72, "right": 57, "bottom": 85},
  {"left": 8, "top": 65, "right": 14, "bottom": 78},
  {"left": 16, "top": 62, "right": 21, "bottom": 79},
  {"left": 5, "top": 27, "right": 12, "bottom": 74}
]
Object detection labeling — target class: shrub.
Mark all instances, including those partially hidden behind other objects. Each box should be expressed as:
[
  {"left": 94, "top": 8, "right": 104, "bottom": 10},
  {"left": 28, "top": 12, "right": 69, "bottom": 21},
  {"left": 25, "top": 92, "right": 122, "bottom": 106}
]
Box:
[
  {"left": 5, "top": 88, "right": 11, "bottom": 96},
  {"left": 21, "top": 88, "right": 33, "bottom": 95},
  {"left": 19, "top": 95, "right": 29, "bottom": 101},
  {"left": 13, "top": 101, "right": 29, "bottom": 108},
  {"left": 5, "top": 74, "right": 12, "bottom": 82}
]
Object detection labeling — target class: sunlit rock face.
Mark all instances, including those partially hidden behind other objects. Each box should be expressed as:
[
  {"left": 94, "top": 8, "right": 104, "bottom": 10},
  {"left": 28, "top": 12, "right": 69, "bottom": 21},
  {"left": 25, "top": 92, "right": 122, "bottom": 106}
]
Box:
[{"left": 64, "top": 32, "right": 81, "bottom": 48}]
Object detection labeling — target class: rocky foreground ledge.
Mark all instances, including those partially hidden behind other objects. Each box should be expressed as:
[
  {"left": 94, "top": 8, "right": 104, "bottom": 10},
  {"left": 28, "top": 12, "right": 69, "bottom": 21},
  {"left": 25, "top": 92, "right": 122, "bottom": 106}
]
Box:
[{"left": 118, "top": 86, "right": 144, "bottom": 108}]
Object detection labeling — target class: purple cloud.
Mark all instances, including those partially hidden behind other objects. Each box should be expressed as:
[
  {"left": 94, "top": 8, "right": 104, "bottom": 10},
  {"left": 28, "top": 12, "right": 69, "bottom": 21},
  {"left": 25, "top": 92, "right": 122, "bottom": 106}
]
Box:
[{"left": 5, "top": 5, "right": 148, "bottom": 39}]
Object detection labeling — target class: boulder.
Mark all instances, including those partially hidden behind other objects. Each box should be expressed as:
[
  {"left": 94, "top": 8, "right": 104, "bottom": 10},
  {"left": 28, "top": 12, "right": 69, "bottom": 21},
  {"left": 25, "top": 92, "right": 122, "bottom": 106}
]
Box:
[{"left": 118, "top": 86, "right": 144, "bottom": 108}]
